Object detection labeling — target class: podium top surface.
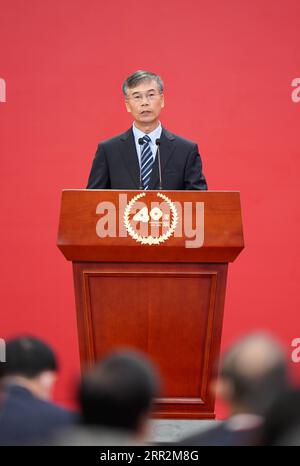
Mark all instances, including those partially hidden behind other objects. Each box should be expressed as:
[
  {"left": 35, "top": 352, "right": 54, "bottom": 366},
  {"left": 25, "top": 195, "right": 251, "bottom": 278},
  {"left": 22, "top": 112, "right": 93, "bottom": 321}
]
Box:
[{"left": 57, "top": 190, "right": 244, "bottom": 263}]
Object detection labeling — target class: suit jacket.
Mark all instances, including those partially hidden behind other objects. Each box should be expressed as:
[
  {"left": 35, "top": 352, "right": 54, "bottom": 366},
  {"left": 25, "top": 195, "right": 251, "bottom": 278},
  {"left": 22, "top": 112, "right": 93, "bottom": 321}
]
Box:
[
  {"left": 178, "top": 420, "right": 262, "bottom": 446},
  {"left": 0, "top": 385, "right": 76, "bottom": 445},
  {"left": 53, "top": 425, "right": 145, "bottom": 446},
  {"left": 87, "top": 127, "right": 207, "bottom": 190}
]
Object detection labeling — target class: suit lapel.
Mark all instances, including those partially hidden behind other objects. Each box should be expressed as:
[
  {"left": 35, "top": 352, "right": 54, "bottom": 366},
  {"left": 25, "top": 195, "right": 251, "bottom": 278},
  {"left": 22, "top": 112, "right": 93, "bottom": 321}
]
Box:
[
  {"left": 119, "top": 128, "right": 140, "bottom": 189},
  {"left": 148, "top": 127, "right": 176, "bottom": 190}
]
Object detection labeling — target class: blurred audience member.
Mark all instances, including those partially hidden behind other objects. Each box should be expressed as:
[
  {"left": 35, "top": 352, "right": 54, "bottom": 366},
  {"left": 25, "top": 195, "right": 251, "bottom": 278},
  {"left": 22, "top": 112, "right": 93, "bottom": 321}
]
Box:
[
  {"left": 0, "top": 336, "right": 75, "bottom": 445},
  {"left": 180, "top": 332, "right": 289, "bottom": 446},
  {"left": 56, "top": 349, "right": 159, "bottom": 445}
]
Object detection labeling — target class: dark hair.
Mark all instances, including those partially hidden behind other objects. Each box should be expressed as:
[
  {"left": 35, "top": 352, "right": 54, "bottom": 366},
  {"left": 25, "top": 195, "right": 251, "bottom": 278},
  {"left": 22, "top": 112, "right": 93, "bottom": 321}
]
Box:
[
  {"left": 0, "top": 336, "right": 58, "bottom": 379},
  {"left": 122, "top": 70, "right": 164, "bottom": 96},
  {"left": 79, "top": 350, "right": 159, "bottom": 432},
  {"left": 220, "top": 333, "right": 288, "bottom": 415}
]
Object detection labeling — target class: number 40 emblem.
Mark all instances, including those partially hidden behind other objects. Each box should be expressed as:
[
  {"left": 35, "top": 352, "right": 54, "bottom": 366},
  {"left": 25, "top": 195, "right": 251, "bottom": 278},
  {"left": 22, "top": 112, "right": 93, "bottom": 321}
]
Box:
[
  {"left": 133, "top": 206, "right": 163, "bottom": 223},
  {"left": 123, "top": 192, "right": 178, "bottom": 245}
]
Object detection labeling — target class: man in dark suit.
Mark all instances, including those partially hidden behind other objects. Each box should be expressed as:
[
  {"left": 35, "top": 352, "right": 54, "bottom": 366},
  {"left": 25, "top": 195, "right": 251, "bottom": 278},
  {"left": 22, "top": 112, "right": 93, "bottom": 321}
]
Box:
[
  {"left": 0, "top": 336, "right": 76, "bottom": 445},
  {"left": 53, "top": 350, "right": 160, "bottom": 445},
  {"left": 87, "top": 70, "right": 207, "bottom": 190}
]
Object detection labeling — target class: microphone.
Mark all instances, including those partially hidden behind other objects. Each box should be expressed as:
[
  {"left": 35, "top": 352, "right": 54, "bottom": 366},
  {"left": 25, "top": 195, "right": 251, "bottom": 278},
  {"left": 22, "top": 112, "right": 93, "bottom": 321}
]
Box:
[
  {"left": 138, "top": 137, "right": 144, "bottom": 190},
  {"left": 155, "top": 138, "right": 162, "bottom": 190}
]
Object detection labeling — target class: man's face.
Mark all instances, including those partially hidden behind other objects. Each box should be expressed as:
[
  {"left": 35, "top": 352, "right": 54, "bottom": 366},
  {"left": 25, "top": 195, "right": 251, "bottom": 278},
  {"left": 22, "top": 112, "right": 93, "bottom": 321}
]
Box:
[{"left": 125, "top": 79, "right": 164, "bottom": 126}]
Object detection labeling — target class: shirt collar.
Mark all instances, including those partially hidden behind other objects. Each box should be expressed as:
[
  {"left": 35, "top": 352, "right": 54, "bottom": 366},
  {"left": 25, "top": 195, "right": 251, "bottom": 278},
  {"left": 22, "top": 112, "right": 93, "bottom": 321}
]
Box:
[{"left": 132, "top": 122, "right": 162, "bottom": 144}]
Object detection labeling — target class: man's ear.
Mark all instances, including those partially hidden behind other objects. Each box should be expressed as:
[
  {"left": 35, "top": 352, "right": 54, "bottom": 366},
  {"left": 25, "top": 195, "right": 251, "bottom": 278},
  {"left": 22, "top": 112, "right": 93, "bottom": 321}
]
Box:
[
  {"left": 125, "top": 99, "right": 131, "bottom": 113},
  {"left": 214, "top": 377, "right": 235, "bottom": 403},
  {"left": 37, "top": 371, "right": 57, "bottom": 399},
  {"left": 161, "top": 94, "right": 165, "bottom": 109}
]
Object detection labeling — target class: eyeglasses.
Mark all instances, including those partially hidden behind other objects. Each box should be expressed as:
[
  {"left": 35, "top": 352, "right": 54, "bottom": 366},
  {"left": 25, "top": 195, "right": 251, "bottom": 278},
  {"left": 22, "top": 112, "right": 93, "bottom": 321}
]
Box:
[{"left": 127, "top": 91, "right": 162, "bottom": 102}]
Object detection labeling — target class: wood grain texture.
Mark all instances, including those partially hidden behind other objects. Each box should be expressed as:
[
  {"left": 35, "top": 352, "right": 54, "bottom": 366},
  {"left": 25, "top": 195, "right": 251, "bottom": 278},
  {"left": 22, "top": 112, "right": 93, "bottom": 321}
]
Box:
[
  {"left": 73, "top": 262, "right": 228, "bottom": 419},
  {"left": 58, "top": 190, "right": 244, "bottom": 262}
]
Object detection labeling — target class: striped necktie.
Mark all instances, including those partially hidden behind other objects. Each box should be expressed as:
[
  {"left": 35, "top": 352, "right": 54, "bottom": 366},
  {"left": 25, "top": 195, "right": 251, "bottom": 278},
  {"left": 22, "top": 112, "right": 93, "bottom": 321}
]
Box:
[{"left": 140, "top": 135, "right": 154, "bottom": 190}]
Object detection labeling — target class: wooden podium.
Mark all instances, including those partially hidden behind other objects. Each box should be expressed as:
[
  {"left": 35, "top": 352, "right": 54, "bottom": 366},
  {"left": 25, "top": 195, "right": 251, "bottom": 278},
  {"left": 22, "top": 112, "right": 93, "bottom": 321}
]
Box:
[{"left": 57, "top": 190, "right": 244, "bottom": 419}]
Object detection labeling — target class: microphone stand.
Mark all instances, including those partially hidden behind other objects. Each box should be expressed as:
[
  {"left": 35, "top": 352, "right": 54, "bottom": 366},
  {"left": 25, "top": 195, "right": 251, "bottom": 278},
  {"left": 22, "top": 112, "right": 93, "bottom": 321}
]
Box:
[
  {"left": 138, "top": 137, "right": 144, "bottom": 190},
  {"left": 156, "top": 138, "right": 162, "bottom": 190}
]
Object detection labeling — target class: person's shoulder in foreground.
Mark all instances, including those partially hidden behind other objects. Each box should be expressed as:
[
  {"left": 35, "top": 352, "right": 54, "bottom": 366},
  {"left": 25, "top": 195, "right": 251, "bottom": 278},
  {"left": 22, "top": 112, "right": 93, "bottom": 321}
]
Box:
[{"left": 0, "top": 336, "right": 76, "bottom": 445}]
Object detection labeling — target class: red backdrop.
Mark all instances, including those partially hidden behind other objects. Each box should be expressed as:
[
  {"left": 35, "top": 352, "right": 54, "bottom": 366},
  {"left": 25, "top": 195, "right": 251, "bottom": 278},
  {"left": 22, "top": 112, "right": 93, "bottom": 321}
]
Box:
[{"left": 0, "top": 0, "right": 299, "bottom": 417}]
